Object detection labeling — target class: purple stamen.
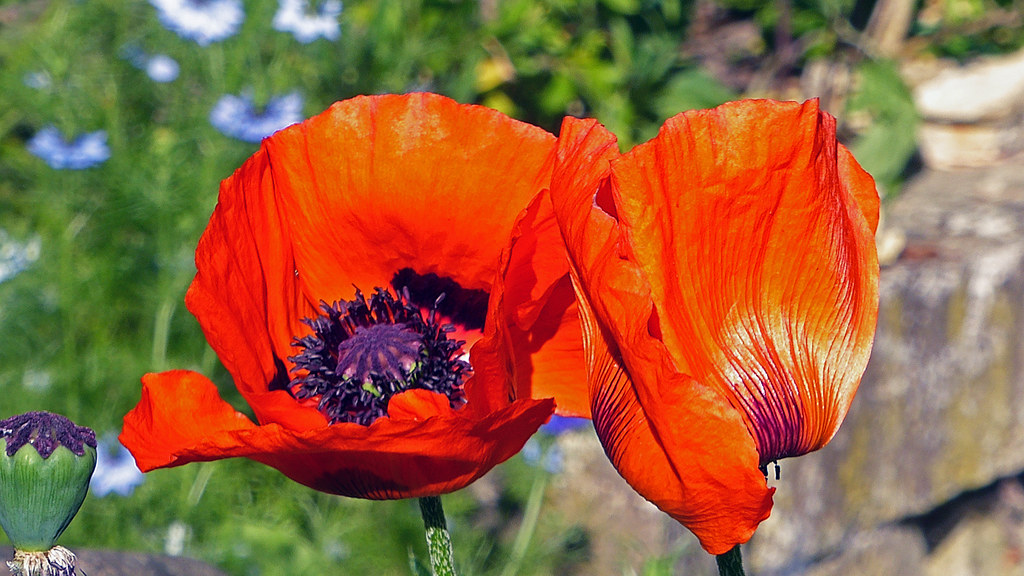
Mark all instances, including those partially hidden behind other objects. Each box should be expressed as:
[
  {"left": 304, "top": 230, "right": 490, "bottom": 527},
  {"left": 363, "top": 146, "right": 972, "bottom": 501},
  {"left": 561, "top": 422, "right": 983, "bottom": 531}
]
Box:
[
  {"left": 0, "top": 412, "right": 96, "bottom": 459},
  {"left": 288, "top": 287, "right": 470, "bottom": 425}
]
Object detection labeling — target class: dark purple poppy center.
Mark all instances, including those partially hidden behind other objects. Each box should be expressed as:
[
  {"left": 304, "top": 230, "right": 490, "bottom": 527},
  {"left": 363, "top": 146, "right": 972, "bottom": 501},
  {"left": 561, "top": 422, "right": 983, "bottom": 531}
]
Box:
[
  {"left": 287, "top": 286, "right": 471, "bottom": 426},
  {"left": 336, "top": 324, "right": 422, "bottom": 381},
  {"left": 0, "top": 411, "right": 96, "bottom": 459}
]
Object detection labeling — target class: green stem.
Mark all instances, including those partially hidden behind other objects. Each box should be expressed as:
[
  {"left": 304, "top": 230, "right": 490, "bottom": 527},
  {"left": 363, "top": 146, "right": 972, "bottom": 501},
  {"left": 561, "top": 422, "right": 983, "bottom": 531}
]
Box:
[
  {"left": 418, "top": 496, "right": 457, "bottom": 576},
  {"left": 716, "top": 545, "right": 746, "bottom": 576},
  {"left": 499, "top": 470, "right": 548, "bottom": 576}
]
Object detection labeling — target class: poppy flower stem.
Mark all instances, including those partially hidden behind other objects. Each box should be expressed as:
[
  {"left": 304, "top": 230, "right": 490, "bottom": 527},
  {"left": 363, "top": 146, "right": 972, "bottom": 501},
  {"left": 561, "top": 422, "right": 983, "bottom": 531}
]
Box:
[
  {"left": 418, "top": 496, "right": 457, "bottom": 576},
  {"left": 715, "top": 545, "right": 746, "bottom": 576}
]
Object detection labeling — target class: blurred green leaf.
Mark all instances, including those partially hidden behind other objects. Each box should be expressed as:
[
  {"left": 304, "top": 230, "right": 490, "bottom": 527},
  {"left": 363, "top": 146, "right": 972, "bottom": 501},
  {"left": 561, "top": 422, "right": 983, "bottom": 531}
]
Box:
[
  {"left": 601, "top": 0, "right": 642, "bottom": 15},
  {"left": 654, "top": 69, "right": 737, "bottom": 120},
  {"left": 847, "top": 59, "right": 919, "bottom": 199}
]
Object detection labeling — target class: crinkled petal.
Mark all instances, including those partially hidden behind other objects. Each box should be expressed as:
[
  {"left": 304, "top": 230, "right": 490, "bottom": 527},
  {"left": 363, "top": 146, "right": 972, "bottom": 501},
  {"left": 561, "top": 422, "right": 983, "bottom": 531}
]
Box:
[
  {"left": 263, "top": 93, "right": 556, "bottom": 304},
  {"left": 471, "top": 190, "right": 588, "bottom": 417},
  {"left": 120, "top": 370, "right": 262, "bottom": 471},
  {"left": 186, "top": 148, "right": 321, "bottom": 429},
  {"left": 121, "top": 371, "right": 554, "bottom": 499},
  {"left": 550, "top": 117, "right": 773, "bottom": 554},
  {"left": 839, "top": 143, "right": 881, "bottom": 234},
  {"left": 579, "top": 291, "right": 774, "bottom": 554},
  {"left": 611, "top": 99, "right": 879, "bottom": 465}
]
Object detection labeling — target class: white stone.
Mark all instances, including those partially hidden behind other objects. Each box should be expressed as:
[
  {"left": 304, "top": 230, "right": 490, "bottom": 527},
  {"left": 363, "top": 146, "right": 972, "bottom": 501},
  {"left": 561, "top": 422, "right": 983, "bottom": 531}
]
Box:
[
  {"left": 915, "top": 48, "right": 1024, "bottom": 123},
  {"left": 914, "top": 48, "right": 1024, "bottom": 169}
]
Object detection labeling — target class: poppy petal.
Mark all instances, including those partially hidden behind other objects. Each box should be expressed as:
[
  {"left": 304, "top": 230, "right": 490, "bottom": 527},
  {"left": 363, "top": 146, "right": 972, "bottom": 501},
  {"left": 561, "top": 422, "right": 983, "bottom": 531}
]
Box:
[
  {"left": 550, "top": 117, "right": 773, "bottom": 554},
  {"left": 263, "top": 93, "right": 556, "bottom": 305},
  {"left": 839, "top": 143, "right": 881, "bottom": 234},
  {"left": 580, "top": 293, "right": 774, "bottom": 554},
  {"left": 264, "top": 394, "right": 555, "bottom": 499},
  {"left": 610, "top": 99, "right": 879, "bottom": 465},
  {"left": 122, "top": 371, "right": 555, "bottom": 499},
  {"left": 120, "top": 370, "right": 262, "bottom": 471},
  {"left": 513, "top": 283, "right": 587, "bottom": 417},
  {"left": 186, "top": 149, "right": 323, "bottom": 429},
  {"left": 471, "top": 190, "right": 588, "bottom": 417}
]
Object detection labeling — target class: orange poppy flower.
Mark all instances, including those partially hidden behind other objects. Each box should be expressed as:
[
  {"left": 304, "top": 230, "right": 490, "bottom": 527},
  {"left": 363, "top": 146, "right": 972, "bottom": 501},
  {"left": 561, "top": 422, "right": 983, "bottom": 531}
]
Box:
[
  {"left": 120, "top": 93, "right": 574, "bottom": 499},
  {"left": 548, "top": 99, "right": 880, "bottom": 554}
]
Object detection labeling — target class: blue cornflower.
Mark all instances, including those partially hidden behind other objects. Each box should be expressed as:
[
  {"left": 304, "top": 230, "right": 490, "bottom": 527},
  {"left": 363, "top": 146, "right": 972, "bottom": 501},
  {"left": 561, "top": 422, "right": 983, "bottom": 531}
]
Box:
[
  {"left": 521, "top": 416, "right": 587, "bottom": 474},
  {"left": 23, "top": 71, "right": 51, "bottom": 90},
  {"left": 209, "top": 91, "right": 303, "bottom": 143},
  {"left": 0, "top": 230, "right": 40, "bottom": 285},
  {"left": 146, "top": 55, "right": 180, "bottom": 83},
  {"left": 150, "top": 0, "right": 244, "bottom": 45},
  {"left": 540, "top": 414, "right": 589, "bottom": 436},
  {"left": 124, "top": 46, "right": 181, "bottom": 83},
  {"left": 27, "top": 126, "right": 110, "bottom": 170},
  {"left": 521, "top": 438, "right": 565, "bottom": 474},
  {"left": 90, "top": 434, "right": 145, "bottom": 497},
  {"left": 273, "top": 0, "right": 342, "bottom": 43}
]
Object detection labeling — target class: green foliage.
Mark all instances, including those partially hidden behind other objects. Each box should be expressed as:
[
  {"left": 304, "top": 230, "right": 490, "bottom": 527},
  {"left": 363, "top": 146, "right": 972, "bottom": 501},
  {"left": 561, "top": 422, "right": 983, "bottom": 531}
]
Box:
[
  {"left": 915, "top": 0, "right": 1024, "bottom": 59},
  {"left": 847, "top": 59, "right": 919, "bottom": 199},
  {"left": 474, "top": 0, "right": 737, "bottom": 146}
]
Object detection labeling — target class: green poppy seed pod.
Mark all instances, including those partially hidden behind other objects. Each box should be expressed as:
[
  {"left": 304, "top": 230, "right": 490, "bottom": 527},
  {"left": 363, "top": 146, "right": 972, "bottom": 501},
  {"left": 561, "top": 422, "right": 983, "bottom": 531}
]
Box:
[{"left": 0, "top": 412, "right": 96, "bottom": 552}]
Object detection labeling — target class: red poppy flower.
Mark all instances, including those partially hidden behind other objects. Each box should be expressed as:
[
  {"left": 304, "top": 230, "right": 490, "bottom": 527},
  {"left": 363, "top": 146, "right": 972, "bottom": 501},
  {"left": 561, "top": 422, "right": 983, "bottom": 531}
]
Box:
[
  {"left": 547, "top": 99, "right": 880, "bottom": 554},
  {"left": 120, "top": 93, "right": 575, "bottom": 500}
]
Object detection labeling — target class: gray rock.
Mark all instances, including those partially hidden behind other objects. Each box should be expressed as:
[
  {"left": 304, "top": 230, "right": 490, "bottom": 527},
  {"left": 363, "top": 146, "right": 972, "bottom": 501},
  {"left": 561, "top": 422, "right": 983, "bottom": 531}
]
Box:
[
  {"left": 920, "top": 479, "right": 1024, "bottom": 576},
  {"left": 803, "top": 526, "right": 927, "bottom": 576}
]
